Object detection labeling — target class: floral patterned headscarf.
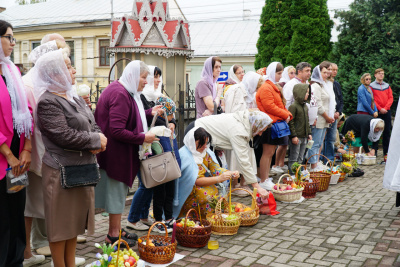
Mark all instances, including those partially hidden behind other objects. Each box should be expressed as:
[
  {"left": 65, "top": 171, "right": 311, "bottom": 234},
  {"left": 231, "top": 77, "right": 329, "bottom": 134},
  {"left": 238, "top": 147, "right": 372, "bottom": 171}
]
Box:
[
  {"left": 248, "top": 110, "right": 273, "bottom": 137},
  {"left": 155, "top": 96, "right": 176, "bottom": 115}
]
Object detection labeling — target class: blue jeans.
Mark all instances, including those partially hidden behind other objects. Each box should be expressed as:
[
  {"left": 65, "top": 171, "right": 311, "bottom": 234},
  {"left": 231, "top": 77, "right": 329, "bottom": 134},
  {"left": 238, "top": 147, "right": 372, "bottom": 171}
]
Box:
[
  {"left": 127, "top": 174, "right": 153, "bottom": 223},
  {"left": 307, "top": 126, "right": 327, "bottom": 164},
  {"left": 323, "top": 120, "right": 338, "bottom": 162}
]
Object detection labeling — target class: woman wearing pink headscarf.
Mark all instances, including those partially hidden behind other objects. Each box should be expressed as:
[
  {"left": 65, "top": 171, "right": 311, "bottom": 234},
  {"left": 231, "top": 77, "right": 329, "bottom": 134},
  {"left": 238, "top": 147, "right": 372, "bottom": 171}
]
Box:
[{"left": 195, "top": 56, "right": 223, "bottom": 118}]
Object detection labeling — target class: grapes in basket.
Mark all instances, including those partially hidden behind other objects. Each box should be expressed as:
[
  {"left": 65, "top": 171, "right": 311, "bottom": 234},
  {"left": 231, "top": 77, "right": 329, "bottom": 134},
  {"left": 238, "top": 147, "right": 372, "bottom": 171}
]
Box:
[{"left": 138, "top": 238, "right": 170, "bottom": 247}]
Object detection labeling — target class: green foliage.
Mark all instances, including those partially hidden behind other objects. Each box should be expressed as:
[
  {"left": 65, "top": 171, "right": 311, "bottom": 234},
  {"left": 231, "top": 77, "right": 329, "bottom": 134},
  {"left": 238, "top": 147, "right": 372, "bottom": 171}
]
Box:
[
  {"left": 255, "top": 0, "right": 333, "bottom": 69},
  {"left": 332, "top": 0, "right": 400, "bottom": 114}
]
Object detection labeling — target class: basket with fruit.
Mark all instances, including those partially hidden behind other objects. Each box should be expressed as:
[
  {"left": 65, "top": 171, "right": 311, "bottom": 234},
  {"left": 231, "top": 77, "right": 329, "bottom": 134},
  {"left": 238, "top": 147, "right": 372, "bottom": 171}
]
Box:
[
  {"left": 305, "top": 154, "right": 332, "bottom": 192},
  {"left": 271, "top": 174, "right": 304, "bottom": 202},
  {"left": 231, "top": 187, "right": 259, "bottom": 226},
  {"left": 175, "top": 208, "right": 211, "bottom": 248},
  {"left": 329, "top": 165, "right": 341, "bottom": 185},
  {"left": 89, "top": 240, "right": 139, "bottom": 267},
  {"left": 206, "top": 197, "right": 240, "bottom": 235},
  {"left": 138, "top": 222, "right": 177, "bottom": 264}
]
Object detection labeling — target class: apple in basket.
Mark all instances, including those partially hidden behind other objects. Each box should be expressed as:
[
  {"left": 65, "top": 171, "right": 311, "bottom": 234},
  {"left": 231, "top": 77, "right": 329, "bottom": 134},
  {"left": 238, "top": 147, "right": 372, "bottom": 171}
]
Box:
[{"left": 286, "top": 185, "right": 293, "bottom": 190}]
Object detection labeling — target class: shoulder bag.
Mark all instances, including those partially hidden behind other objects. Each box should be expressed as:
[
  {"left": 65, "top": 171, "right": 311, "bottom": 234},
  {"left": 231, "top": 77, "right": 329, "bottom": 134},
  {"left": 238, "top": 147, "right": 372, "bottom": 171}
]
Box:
[
  {"left": 140, "top": 111, "right": 181, "bottom": 188},
  {"left": 271, "top": 120, "right": 291, "bottom": 139}
]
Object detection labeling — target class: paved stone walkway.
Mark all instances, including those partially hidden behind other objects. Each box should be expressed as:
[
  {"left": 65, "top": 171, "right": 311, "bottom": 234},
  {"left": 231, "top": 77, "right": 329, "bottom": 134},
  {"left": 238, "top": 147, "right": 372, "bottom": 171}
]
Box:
[{"left": 35, "top": 156, "right": 400, "bottom": 266}]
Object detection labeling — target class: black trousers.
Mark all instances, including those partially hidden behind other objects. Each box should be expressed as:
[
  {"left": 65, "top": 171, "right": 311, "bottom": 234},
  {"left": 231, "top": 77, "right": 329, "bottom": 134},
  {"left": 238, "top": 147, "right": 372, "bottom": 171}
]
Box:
[
  {"left": 378, "top": 110, "right": 392, "bottom": 155},
  {"left": 152, "top": 180, "right": 175, "bottom": 221},
  {"left": 0, "top": 178, "right": 26, "bottom": 267}
]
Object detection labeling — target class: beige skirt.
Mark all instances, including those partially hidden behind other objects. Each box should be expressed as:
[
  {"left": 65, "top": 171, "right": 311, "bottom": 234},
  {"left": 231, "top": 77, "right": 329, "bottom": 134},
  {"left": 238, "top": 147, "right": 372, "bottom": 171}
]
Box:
[
  {"left": 25, "top": 171, "right": 45, "bottom": 219},
  {"left": 42, "top": 163, "right": 95, "bottom": 243}
]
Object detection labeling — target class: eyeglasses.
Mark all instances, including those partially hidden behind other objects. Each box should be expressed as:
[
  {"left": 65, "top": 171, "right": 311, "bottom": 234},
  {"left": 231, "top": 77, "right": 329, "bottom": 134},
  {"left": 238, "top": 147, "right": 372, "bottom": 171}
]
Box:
[
  {"left": 1, "top": 35, "right": 16, "bottom": 43},
  {"left": 365, "top": 78, "right": 371, "bottom": 80}
]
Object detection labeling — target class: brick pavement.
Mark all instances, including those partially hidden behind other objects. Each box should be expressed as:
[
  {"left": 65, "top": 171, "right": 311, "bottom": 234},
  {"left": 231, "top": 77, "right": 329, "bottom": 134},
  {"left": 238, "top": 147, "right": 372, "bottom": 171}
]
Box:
[{"left": 34, "top": 156, "right": 400, "bottom": 266}]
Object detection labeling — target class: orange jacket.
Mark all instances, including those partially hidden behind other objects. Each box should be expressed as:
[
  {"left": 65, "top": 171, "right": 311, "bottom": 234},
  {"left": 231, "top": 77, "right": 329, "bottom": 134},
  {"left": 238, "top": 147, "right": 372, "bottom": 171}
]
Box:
[{"left": 256, "top": 80, "right": 292, "bottom": 123}]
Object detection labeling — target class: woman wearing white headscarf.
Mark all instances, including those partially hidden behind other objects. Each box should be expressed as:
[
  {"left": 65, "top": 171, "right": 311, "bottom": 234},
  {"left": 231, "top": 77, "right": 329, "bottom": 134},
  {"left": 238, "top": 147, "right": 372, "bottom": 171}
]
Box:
[
  {"left": 306, "top": 62, "right": 336, "bottom": 170},
  {"left": 35, "top": 48, "right": 106, "bottom": 266},
  {"left": 222, "top": 64, "right": 245, "bottom": 96},
  {"left": 174, "top": 110, "right": 272, "bottom": 217},
  {"left": 0, "top": 19, "right": 33, "bottom": 266},
  {"left": 256, "top": 62, "right": 292, "bottom": 189},
  {"left": 94, "top": 61, "right": 162, "bottom": 247},
  {"left": 195, "top": 56, "right": 223, "bottom": 118},
  {"left": 278, "top": 66, "right": 296, "bottom": 87}
]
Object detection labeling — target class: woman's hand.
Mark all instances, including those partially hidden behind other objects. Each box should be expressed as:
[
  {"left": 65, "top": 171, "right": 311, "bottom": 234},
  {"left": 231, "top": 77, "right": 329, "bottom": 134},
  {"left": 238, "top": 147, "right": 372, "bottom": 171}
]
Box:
[
  {"left": 308, "top": 135, "right": 313, "bottom": 141},
  {"left": 99, "top": 133, "right": 107, "bottom": 151},
  {"left": 286, "top": 116, "right": 290, "bottom": 123},
  {"left": 19, "top": 150, "right": 31, "bottom": 174},
  {"left": 90, "top": 149, "right": 102, "bottom": 155},
  {"left": 151, "top": 105, "right": 164, "bottom": 116},
  {"left": 168, "top": 123, "right": 175, "bottom": 136},
  {"left": 144, "top": 132, "right": 159, "bottom": 143},
  {"left": 7, "top": 154, "right": 21, "bottom": 177},
  {"left": 218, "top": 171, "right": 233, "bottom": 183},
  {"left": 373, "top": 112, "right": 378, "bottom": 118},
  {"left": 292, "top": 137, "right": 299, "bottom": 145}
]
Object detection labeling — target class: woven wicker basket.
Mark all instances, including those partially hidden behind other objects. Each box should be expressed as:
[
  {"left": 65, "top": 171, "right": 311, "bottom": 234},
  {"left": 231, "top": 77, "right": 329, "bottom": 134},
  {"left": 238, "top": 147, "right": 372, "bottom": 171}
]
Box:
[
  {"left": 138, "top": 222, "right": 177, "bottom": 264},
  {"left": 175, "top": 209, "right": 211, "bottom": 248},
  {"left": 206, "top": 197, "right": 240, "bottom": 235},
  {"left": 271, "top": 174, "right": 304, "bottom": 202},
  {"left": 306, "top": 154, "right": 332, "bottom": 192},
  {"left": 295, "top": 165, "right": 319, "bottom": 198},
  {"left": 231, "top": 187, "right": 259, "bottom": 226},
  {"left": 338, "top": 172, "right": 346, "bottom": 182},
  {"left": 111, "top": 239, "right": 138, "bottom": 267}
]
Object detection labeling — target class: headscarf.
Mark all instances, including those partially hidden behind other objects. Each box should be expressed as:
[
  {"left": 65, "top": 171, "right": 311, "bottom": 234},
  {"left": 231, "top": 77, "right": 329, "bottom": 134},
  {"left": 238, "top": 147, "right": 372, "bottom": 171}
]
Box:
[
  {"left": 201, "top": 56, "right": 217, "bottom": 99},
  {"left": 0, "top": 34, "right": 33, "bottom": 137},
  {"left": 311, "top": 65, "right": 336, "bottom": 118},
  {"left": 28, "top": 40, "right": 58, "bottom": 64},
  {"left": 228, "top": 65, "right": 241, "bottom": 84},
  {"left": 183, "top": 126, "right": 209, "bottom": 164},
  {"left": 279, "top": 66, "right": 294, "bottom": 83},
  {"left": 266, "top": 62, "right": 280, "bottom": 84},
  {"left": 369, "top": 118, "right": 384, "bottom": 142},
  {"left": 119, "top": 60, "right": 148, "bottom": 133},
  {"left": 241, "top": 71, "right": 262, "bottom": 107},
  {"left": 256, "top": 67, "right": 268, "bottom": 81},
  {"left": 155, "top": 96, "right": 176, "bottom": 115},
  {"left": 248, "top": 110, "right": 273, "bottom": 137},
  {"left": 142, "top": 65, "right": 163, "bottom": 102},
  {"left": 33, "top": 49, "right": 77, "bottom": 103}
]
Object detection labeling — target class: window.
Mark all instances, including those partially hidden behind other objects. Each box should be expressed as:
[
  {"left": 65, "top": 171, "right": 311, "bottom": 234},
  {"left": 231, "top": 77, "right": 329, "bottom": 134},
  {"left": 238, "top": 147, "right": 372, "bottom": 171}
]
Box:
[
  {"left": 66, "top": 40, "right": 75, "bottom": 66},
  {"left": 31, "top": 41, "right": 40, "bottom": 50},
  {"left": 99, "top": 39, "right": 110, "bottom": 66}
]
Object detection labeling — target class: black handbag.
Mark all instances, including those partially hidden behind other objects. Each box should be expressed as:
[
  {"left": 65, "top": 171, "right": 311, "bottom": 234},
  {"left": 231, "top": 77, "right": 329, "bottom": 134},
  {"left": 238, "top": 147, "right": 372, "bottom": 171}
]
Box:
[{"left": 49, "top": 151, "right": 100, "bottom": 189}]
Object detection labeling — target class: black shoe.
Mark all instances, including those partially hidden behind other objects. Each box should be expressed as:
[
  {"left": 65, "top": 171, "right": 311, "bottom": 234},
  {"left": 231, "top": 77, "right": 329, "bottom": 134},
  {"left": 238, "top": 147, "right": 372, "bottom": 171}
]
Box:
[{"left": 348, "top": 168, "right": 364, "bottom": 177}]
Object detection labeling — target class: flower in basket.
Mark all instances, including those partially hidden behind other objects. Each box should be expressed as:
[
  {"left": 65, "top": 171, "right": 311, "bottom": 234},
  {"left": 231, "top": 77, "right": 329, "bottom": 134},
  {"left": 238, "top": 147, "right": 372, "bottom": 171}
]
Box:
[
  {"left": 344, "top": 130, "right": 355, "bottom": 143},
  {"left": 339, "top": 162, "right": 353, "bottom": 174}
]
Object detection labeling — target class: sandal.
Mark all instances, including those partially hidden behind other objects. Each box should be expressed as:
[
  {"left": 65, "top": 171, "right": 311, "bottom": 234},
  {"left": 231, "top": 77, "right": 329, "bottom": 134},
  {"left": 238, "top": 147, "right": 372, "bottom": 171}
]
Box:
[
  {"left": 106, "top": 235, "right": 136, "bottom": 248},
  {"left": 121, "top": 228, "right": 138, "bottom": 240}
]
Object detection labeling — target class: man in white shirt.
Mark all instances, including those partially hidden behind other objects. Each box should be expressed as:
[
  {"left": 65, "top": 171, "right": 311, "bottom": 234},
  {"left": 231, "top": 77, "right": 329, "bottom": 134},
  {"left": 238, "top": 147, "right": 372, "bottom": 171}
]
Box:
[{"left": 283, "top": 62, "right": 312, "bottom": 109}]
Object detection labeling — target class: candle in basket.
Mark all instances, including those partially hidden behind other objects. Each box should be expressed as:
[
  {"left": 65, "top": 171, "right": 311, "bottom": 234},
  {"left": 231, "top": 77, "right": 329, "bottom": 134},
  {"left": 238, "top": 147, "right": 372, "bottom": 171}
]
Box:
[
  {"left": 251, "top": 188, "right": 257, "bottom": 209},
  {"left": 229, "top": 178, "right": 232, "bottom": 215}
]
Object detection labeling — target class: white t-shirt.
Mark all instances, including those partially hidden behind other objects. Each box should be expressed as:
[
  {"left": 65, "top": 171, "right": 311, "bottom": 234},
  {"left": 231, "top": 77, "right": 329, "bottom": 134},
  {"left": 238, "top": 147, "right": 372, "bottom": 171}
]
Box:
[{"left": 283, "top": 77, "right": 303, "bottom": 109}]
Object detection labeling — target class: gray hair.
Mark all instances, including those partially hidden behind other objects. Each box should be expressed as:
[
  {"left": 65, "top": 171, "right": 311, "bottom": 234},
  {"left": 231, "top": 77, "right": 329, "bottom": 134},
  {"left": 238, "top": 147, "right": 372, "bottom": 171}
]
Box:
[
  {"left": 296, "top": 62, "right": 312, "bottom": 75},
  {"left": 140, "top": 61, "right": 150, "bottom": 75},
  {"left": 41, "top": 33, "right": 65, "bottom": 45}
]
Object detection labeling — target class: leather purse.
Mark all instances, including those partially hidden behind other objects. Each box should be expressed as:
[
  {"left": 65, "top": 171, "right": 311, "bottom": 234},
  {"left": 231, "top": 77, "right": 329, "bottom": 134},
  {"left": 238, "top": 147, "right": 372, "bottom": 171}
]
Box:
[
  {"left": 48, "top": 152, "right": 100, "bottom": 189},
  {"left": 271, "top": 120, "right": 291, "bottom": 139},
  {"left": 140, "top": 111, "right": 181, "bottom": 188}
]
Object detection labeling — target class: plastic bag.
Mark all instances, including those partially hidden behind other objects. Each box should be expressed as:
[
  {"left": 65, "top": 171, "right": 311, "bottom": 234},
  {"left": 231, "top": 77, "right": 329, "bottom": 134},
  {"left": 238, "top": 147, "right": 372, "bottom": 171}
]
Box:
[{"left": 6, "top": 169, "right": 28, "bottom": 193}]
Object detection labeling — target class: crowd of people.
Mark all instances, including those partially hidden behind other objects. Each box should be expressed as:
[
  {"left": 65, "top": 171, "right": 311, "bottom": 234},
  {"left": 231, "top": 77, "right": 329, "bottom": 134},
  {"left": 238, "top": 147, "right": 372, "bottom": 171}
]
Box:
[{"left": 0, "top": 17, "right": 393, "bottom": 267}]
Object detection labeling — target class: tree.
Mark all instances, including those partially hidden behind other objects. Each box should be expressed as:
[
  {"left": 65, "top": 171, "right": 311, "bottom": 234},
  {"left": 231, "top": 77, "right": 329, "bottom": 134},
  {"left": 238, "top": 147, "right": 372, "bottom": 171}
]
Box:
[
  {"left": 255, "top": 0, "right": 333, "bottom": 69},
  {"left": 15, "top": 0, "right": 46, "bottom": 4},
  {"left": 332, "top": 0, "right": 400, "bottom": 114}
]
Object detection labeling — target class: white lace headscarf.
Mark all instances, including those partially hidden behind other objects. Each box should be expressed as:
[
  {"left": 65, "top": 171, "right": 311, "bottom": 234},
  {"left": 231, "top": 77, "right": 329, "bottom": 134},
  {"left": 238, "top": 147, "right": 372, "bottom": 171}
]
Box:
[
  {"left": 119, "top": 60, "right": 149, "bottom": 133},
  {"left": 0, "top": 35, "right": 33, "bottom": 137},
  {"left": 142, "top": 65, "right": 163, "bottom": 102},
  {"left": 241, "top": 71, "right": 262, "bottom": 107},
  {"left": 184, "top": 126, "right": 209, "bottom": 164},
  {"left": 28, "top": 40, "right": 58, "bottom": 64},
  {"left": 201, "top": 56, "right": 217, "bottom": 99},
  {"left": 279, "top": 66, "right": 293, "bottom": 83},
  {"left": 228, "top": 65, "right": 241, "bottom": 84},
  {"left": 369, "top": 118, "right": 384, "bottom": 142},
  {"left": 266, "top": 62, "right": 280, "bottom": 84},
  {"left": 311, "top": 65, "right": 336, "bottom": 118},
  {"left": 32, "top": 49, "right": 77, "bottom": 104},
  {"left": 249, "top": 110, "right": 273, "bottom": 137}
]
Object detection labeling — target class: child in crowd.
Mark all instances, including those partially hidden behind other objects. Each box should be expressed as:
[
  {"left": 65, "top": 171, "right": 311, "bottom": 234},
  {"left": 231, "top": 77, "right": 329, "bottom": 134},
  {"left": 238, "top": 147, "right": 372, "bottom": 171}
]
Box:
[
  {"left": 288, "top": 84, "right": 312, "bottom": 174},
  {"left": 152, "top": 96, "right": 181, "bottom": 233}
]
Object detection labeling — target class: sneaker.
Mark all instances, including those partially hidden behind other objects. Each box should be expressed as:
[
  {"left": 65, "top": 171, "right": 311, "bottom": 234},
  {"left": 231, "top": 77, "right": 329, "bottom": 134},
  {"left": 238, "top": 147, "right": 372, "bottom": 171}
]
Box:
[
  {"left": 36, "top": 246, "right": 51, "bottom": 256},
  {"left": 77, "top": 235, "right": 86, "bottom": 243},
  {"left": 280, "top": 165, "right": 289, "bottom": 172},
  {"left": 23, "top": 254, "right": 45, "bottom": 266},
  {"left": 153, "top": 223, "right": 172, "bottom": 234},
  {"left": 126, "top": 220, "right": 149, "bottom": 231},
  {"left": 310, "top": 165, "right": 324, "bottom": 172},
  {"left": 140, "top": 217, "right": 155, "bottom": 226},
  {"left": 164, "top": 219, "right": 175, "bottom": 232},
  {"left": 52, "top": 257, "right": 85, "bottom": 267},
  {"left": 259, "top": 178, "right": 274, "bottom": 190},
  {"left": 232, "top": 185, "right": 251, "bottom": 197},
  {"left": 270, "top": 166, "right": 284, "bottom": 174}
]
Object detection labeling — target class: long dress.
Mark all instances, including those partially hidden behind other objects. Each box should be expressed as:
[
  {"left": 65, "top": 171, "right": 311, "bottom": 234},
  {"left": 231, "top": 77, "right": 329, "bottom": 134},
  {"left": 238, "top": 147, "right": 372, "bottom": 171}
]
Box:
[{"left": 179, "top": 153, "right": 227, "bottom": 218}]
